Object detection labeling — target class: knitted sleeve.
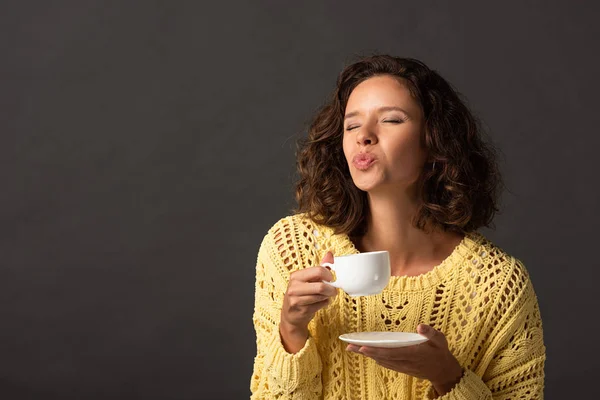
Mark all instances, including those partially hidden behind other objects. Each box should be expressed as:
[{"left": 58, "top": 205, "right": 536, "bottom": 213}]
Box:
[
  {"left": 429, "top": 259, "right": 546, "bottom": 399},
  {"left": 250, "top": 218, "right": 323, "bottom": 399}
]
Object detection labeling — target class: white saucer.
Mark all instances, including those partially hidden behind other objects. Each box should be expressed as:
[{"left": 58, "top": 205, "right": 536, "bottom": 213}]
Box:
[{"left": 339, "top": 332, "right": 429, "bottom": 348}]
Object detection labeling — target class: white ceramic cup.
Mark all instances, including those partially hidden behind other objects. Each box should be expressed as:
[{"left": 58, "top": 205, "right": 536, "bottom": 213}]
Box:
[{"left": 322, "top": 251, "right": 391, "bottom": 297}]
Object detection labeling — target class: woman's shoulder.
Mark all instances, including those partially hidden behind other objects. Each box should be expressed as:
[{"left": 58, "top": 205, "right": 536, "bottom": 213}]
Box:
[
  {"left": 468, "top": 233, "right": 531, "bottom": 278},
  {"left": 264, "top": 213, "right": 330, "bottom": 235},
  {"left": 255, "top": 213, "right": 328, "bottom": 273},
  {"left": 261, "top": 213, "right": 338, "bottom": 250},
  {"left": 465, "top": 232, "right": 537, "bottom": 308},
  {"left": 259, "top": 213, "right": 353, "bottom": 269},
  {"left": 259, "top": 212, "right": 322, "bottom": 248}
]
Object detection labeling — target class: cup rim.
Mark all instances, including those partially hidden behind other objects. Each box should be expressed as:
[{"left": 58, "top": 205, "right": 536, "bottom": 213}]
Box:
[{"left": 336, "top": 250, "right": 389, "bottom": 258}]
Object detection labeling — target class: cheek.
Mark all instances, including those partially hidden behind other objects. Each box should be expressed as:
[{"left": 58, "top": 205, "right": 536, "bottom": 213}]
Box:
[
  {"left": 389, "top": 137, "right": 425, "bottom": 166},
  {"left": 385, "top": 141, "right": 427, "bottom": 183}
]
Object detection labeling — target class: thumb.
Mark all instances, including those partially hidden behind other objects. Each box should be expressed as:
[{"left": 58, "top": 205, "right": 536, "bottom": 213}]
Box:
[
  {"left": 417, "top": 324, "right": 446, "bottom": 345},
  {"left": 321, "top": 250, "right": 334, "bottom": 264}
]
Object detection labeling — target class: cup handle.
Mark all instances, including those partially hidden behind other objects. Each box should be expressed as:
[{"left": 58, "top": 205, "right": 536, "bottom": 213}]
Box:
[{"left": 321, "top": 262, "right": 341, "bottom": 288}]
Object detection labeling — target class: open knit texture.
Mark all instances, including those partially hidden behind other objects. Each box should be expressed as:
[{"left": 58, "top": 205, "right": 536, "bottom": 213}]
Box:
[{"left": 251, "top": 214, "right": 546, "bottom": 399}]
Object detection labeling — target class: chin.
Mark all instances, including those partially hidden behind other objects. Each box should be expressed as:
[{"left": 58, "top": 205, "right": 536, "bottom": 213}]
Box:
[
  {"left": 352, "top": 175, "right": 415, "bottom": 194},
  {"left": 352, "top": 178, "right": 383, "bottom": 192}
]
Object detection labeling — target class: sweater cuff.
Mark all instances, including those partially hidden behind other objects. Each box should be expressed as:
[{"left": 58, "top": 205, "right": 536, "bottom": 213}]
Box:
[
  {"left": 263, "top": 325, "right": 322, "bottom": 393},
  {"left": 426, "top": 369, "right": 491, "bottom": 400}
]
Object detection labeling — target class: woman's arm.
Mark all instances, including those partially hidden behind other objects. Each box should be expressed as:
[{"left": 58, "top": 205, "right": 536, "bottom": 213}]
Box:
[
  {"left": 250, "top": 221, "right": 324, "bottom": 399},
  {"left": 426, "top": 260, "right": 546, "bottom": 399}
]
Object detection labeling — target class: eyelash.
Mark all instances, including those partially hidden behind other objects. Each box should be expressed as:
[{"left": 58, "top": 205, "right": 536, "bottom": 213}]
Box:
[{"left": 345, "top": 119, "right": 403, "bottom": 131}]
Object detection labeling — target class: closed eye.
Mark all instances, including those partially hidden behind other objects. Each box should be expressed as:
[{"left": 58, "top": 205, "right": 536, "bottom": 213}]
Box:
[
  {"left": 345, "top": 126, "right": 359, "bottom": 131},
  {"left": 384, "top": 120, "right": 402, "bottom": 124}
]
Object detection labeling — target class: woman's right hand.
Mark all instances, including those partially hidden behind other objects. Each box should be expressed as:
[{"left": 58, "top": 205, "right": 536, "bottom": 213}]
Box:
[{"left": 279, "top": 251, "right": 338, "bottom": 353}]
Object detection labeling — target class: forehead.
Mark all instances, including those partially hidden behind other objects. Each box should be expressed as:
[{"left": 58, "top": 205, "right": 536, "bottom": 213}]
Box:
[{"left": 345, "top": 75, "right": 419, "bottom": 113}]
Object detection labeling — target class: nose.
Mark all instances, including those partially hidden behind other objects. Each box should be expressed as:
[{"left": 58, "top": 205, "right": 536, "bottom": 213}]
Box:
[{"left": 356, "top": 125, "right": 377, "bottom": 146}]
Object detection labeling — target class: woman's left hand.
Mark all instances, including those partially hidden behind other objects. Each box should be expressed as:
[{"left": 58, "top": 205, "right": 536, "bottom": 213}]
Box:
[{"left": 346, "top": 324, "right": 464, "bottom": 396}]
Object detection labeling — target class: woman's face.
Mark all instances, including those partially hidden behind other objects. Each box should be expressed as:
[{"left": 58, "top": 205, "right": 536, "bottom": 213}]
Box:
[{"left": 342, "top": 75, "right": 427, "bottom": 194}]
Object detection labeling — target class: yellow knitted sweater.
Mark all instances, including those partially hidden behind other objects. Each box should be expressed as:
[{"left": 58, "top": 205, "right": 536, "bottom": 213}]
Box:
[{"left": 250, "top": 214, "right": 546, "bottom": 399}]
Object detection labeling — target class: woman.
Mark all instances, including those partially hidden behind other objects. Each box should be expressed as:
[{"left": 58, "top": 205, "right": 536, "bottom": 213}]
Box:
[{"left": 250, "top": 55, "right": 545, "bottom": 399}]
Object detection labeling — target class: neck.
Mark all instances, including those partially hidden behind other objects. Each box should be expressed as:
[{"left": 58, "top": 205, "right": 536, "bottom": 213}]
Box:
[{"left": 355, "top": 187, "right": 461, "bottom": 276}]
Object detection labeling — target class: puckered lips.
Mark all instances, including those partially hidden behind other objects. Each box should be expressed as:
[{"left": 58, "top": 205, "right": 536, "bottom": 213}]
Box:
[{"left": 352, "top": 152, "right": 377, "bottom": 170}]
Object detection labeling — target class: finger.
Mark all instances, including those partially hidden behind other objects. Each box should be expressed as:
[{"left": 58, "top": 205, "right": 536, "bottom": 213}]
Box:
[
  {"left": 288, "top": 281, "right": 338, "bottom": 297},
  {"left": 347, "top": 345, "right": 399, "bottom": 361},
  {"left": 291, "top": 266, "right": 335, "bottom": 283},
  {"left": 417, "top": 324, "right": 446, "bottom": 347},
  {"left": 319, "top": 251, "right": 335, "bottom": 282},
  {"left": 346, "top": 344, "right": 360, "bottom": 352},
  {"left": 304, "top": 297, "right": 331, "bottom": 312},
  {"left": 320, "top": 250, "right": 334, "bottom": 265},
  {"left": 292, "top": 294, "right": 331, "bottom": 306},
  {"left": 355, "top": 346, "right": 412, "bottom": 361},
  {"left": 348, "top": 346, "right": 411, "bottom": 372}
]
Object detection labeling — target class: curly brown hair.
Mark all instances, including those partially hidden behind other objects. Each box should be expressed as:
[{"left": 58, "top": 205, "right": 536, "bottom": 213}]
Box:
[{"left": 294, "top": 55, "right": 502, "bottom": 237}]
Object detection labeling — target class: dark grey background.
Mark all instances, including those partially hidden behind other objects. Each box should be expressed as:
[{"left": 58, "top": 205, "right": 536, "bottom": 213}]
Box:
[{"left": 1, "top": 1, "right": 598, "bottom": 399}]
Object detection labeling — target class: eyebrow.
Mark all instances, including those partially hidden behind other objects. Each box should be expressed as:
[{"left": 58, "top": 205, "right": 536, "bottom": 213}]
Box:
[{"left": 344, "top": 106, "right": 409, "bottom": 121}]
